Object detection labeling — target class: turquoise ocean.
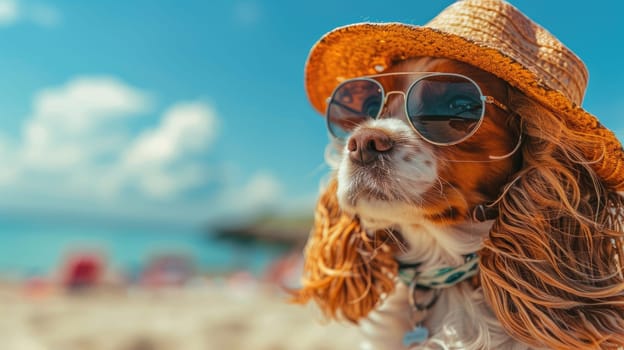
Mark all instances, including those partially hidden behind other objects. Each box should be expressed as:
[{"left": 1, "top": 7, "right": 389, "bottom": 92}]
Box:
[{"left": 0, "top": 215, "right": 287, "bottom": 281}]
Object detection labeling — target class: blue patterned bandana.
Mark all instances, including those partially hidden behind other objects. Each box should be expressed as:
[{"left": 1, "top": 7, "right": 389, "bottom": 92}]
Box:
[{"left": 398, "top": 253, "right": 479, "bottom": 289}]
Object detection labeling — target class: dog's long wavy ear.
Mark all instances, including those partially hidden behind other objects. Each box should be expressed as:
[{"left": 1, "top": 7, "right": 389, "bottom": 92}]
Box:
[
  {"left": 291, "top": 177, "right": 399, "bottom": 323},
  {"left": 479, "top": 92, "right": 624, "bottom": 349}
]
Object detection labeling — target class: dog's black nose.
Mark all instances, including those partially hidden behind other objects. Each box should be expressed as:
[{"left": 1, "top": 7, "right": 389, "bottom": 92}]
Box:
[{"left": 347, "top": 129, "right": 394, "bottom": 165}]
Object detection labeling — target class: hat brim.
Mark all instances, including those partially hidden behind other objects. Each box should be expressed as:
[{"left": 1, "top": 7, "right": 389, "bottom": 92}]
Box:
[{"left": 305, "top": 23, "right": 624, "bottom": 189}]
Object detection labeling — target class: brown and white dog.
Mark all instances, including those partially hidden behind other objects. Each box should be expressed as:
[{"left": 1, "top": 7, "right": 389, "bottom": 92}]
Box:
[
  {"left": 295, "top": 56, "right": 624, "bottom": 349},
  {"left": 334, "top": 57, "right": 522, "bottom": 349}
]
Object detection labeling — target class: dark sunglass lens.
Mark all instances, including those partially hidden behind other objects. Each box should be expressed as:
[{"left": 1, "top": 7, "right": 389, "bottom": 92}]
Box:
[
  {"left": 406, "top": 75, "right": 483, "bottom": 144},
  {"left": 326, "top": 79, "right": 382, "bottom": 139}
]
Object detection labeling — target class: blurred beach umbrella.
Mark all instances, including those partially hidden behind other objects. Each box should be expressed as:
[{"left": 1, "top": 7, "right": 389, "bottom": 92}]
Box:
[{"left": 61, "top": 251, "right": 105, "bottom": 290}]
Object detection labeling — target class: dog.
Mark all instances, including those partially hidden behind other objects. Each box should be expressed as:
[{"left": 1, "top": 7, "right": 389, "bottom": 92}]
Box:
[
  {"left": 330, "top": 56, "right": 522, "bottom": 349},
  {"left": 294, "top": 1, "right": 624, "bottom": 349},
  {"left": 295, "top": 56, "right": 624, "bottom": 349}
]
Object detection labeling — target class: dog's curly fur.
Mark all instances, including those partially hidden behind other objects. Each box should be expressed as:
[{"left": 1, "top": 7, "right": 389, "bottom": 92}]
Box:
[
  {"left": 293, "top": 57, "right": 624, "bottom": 349},
  {"left": 480, "top": 89, "right": 624, "bottom": 349}
]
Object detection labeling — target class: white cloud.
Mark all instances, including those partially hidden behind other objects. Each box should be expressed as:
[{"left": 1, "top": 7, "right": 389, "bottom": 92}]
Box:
[
  {"left": 99, "top": 101, "right": 219, "bottom": 200},
  {"left": 0, "top": 0, "right": 18, "bottom": 26},
  {"left": 0, "top": 0, "right": 60, "bottom": 27},
  {"left": 122, "top": 102, "right": 217, "bottom": 167},
  {"left": 32, "top": 76, "right": 149, "bottom": 131},
  {"left": 217, "top": 171, "right": 284, "bottom": 217},
  {"left": 209, "top": 170, "right": 320, "bottom": 225},
  {"left": 0, "top": 76, "right": 154, "bottom": 197},
  {"left": 20, "top": 76, "right": 151, "bottom": 170},
  {"left": 133, "top": 164, "right": 205, "bottom": 199},
  {"left": 244, "top": 171, "right": 282, "bottom": 207},
  {"left": 1, "top": 90, "right": 220, "bottom": 206},
  {"left": 0, "top": 75, "right": 303, "bottom": 225}
]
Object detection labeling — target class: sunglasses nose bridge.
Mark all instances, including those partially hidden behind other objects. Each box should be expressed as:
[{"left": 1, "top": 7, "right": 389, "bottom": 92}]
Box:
[{"left": 378, "top": 90, "right": 408, "bottom": 121}]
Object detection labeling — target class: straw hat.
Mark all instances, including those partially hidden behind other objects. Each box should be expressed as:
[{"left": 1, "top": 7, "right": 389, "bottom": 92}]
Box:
[{"left": 305, "top": 0, "right": 624, "bottom": 190}]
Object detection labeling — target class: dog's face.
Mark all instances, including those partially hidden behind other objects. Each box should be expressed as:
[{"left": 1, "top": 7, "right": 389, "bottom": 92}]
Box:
[{"left": 334, "top": 57, "right": 520, "bottom": 230}]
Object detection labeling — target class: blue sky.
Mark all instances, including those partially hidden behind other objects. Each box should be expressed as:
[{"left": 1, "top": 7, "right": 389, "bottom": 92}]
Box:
[{"left": 0, "top": 0, "right": 622, "bottom": 227}]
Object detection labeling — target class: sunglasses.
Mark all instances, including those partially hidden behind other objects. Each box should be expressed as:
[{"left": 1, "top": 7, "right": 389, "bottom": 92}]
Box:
[{"left": 326, "top": 72, "right": 509, "bottom": 145}]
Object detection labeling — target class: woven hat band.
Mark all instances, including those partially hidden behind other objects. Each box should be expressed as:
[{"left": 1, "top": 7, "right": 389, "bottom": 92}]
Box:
[{"left": 427, "top": 0, "right": 588, "bottom": 105}]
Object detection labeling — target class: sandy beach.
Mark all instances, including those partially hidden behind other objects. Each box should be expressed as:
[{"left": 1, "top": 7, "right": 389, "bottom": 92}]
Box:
[{"left": 0, "top": 280, "right": 362, "bottom": 350}]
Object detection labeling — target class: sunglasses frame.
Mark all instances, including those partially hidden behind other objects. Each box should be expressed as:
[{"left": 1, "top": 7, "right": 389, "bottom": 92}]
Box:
[{"left": 326, "top": 72, "right": 509, "bottom": 146}]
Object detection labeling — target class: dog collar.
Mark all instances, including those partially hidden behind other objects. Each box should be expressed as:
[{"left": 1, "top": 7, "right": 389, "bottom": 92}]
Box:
[
  {"left": 397, "top": 253, "right": 479, "bottom": 289},
  {"left": 398, "top": 253, "right": 479, "bottom": 346}
]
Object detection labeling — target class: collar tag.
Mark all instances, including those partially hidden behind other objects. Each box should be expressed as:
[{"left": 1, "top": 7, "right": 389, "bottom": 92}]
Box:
[{"left": 403, "top": 325, "right": 429, "bottom": 346}]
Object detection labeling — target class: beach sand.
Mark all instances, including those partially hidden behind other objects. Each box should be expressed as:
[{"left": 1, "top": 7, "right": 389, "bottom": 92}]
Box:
[{"left": 0, "top": 281, "right": 362, "bottom": 350}]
